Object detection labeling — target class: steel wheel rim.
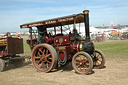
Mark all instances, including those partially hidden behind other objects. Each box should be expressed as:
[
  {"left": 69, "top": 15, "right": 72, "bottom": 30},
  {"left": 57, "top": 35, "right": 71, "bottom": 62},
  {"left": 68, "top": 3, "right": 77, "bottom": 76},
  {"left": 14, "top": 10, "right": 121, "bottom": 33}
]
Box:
[{"left": 32, "top": 46, "right": 53, "bottom": 72}]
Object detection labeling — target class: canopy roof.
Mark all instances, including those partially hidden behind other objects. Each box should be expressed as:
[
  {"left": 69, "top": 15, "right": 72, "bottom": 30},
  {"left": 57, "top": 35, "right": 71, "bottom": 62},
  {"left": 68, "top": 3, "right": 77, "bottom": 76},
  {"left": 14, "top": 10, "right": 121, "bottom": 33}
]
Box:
[{"left": 20, "top": 13, "right": 85, "bottom": 28}]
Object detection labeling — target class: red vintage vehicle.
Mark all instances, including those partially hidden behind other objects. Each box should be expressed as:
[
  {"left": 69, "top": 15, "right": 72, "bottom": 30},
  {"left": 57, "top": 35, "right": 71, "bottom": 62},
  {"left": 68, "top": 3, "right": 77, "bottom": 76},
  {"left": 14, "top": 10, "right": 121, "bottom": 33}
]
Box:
[
  {"left": 20, "top": 10, "right": 105, "bottom": 74},
  {"left": 0, "top": 37, "right": 24, "bottom": 71}
]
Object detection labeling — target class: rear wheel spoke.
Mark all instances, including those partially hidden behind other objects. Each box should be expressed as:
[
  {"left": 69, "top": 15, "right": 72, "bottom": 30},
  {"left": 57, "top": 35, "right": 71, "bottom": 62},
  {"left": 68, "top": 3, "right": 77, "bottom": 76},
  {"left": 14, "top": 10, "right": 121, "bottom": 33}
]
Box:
[
  {"left": 46, "top": 50, "right": 48, "bottom": 55},
  {"left": 39, "top": 62, "right": 43, "bottom": 68},
  {"left": 47, "top": 61, "right": 51, "bottom": 64},
  {"left": 35, "top": 56, "right": 40, "bottom": 59},
  {"left": 37, "top": 51, "right": 41, "bottom": 57},
  {"left": 43, "top": 49, "right": 45, "bottom": 55},
  {"left": 46, "top": 54, "right": 51, "bottom": 58},
  {"left": 49, "top": 58, "right": 52, "bottom": 60},
  {"left": 38, "top": 48, "right": 43, "bottom": 54},
  {"left": 36, "top": 60, "right": 42, "bottom": 64}
]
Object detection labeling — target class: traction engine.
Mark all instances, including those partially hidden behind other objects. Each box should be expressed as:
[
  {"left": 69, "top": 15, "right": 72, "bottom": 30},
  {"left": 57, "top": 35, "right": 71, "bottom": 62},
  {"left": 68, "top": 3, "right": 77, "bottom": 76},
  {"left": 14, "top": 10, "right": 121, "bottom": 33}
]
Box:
[{"left": 21, "top": 10, "right": 105, "bottom": 74}]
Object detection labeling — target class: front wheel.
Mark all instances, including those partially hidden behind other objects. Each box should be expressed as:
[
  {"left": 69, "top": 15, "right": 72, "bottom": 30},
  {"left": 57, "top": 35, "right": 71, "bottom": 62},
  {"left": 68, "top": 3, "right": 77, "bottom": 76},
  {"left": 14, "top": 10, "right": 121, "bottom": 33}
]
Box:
[
  {"left": 93, "top": 49, "right": 105, "bottom": 69},
  {"left": 72, "top": 52, "right": 93, "bottom": 74}
]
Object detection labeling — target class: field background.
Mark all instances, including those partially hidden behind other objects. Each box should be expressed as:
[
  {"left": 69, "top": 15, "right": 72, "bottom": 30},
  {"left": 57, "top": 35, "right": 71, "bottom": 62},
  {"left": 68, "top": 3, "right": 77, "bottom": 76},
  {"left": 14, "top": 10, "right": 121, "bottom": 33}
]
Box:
[{"left": 0, "top": 39, "right": 128, "bottom": 85}]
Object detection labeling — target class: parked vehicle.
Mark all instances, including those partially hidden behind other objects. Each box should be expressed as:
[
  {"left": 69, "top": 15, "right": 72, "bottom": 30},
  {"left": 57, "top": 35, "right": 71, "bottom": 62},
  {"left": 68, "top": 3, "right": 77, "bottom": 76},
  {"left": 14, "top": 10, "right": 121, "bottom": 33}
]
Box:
[
  {"left": 20, "top": 10, "right": 105, "bottom": 74},
  {"left": 0, "top": 37, "right": 24, "bottom": 71}
]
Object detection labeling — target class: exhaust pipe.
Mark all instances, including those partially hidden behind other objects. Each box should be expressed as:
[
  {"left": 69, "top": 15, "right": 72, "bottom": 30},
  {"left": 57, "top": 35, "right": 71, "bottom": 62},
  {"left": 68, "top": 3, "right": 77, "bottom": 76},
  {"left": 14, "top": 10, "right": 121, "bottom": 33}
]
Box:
[{"left": 83, "top": 10, "right": 90, "bottom": 42}]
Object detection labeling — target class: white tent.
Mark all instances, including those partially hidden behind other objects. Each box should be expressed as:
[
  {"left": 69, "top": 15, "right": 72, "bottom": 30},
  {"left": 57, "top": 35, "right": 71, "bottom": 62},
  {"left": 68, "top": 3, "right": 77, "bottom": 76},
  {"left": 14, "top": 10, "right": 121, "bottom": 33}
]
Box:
[
  {"left": 65, "top": 26, "right": 100, "bottom": 36},
  {"left": 90, "top": 26, "right": 100, "bottom": 33},
  {"left": 120, "top": 27, "right": 128, "bottom": 32}
]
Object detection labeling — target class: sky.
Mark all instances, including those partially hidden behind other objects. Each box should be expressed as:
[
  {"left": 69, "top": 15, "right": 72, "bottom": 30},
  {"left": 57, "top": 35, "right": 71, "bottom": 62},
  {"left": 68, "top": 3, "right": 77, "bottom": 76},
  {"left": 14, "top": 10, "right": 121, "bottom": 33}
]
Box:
[{"left": 0, "top": 0, "right": 128, "bottom": 32}]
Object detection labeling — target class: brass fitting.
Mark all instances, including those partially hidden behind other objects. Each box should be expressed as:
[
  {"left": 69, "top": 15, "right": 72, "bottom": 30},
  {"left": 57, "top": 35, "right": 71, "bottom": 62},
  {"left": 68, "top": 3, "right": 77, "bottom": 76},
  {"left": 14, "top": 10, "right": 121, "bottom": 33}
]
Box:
[{"left": 83, "top": 10, "right": 89, "bottom": 14}]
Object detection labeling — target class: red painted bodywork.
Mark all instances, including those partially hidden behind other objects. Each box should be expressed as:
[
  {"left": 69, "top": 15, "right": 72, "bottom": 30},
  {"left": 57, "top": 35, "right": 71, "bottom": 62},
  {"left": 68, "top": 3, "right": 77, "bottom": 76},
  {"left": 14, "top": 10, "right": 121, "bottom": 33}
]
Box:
[
  {"left": 26, "top": 35, "right": 82, "bottom": 61},
  {"left": 54, "top": 35, "right": 70, "bottom": 45},
  {"left": 58, "top": 46, "right": 72, "bottom": 60}
]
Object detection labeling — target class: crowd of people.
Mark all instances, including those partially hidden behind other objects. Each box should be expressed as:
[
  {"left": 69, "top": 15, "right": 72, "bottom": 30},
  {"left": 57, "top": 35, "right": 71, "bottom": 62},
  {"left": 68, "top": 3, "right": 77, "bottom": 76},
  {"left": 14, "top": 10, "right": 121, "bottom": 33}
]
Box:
[
  {"left": 0, "top": 32, "right": 21, "bottom": 39},
  {"left": 91, "top": 33, "right": 105, "bottom": 42},
  {"left": 90, "top": 31, "right": 128, "bottom": 42}
]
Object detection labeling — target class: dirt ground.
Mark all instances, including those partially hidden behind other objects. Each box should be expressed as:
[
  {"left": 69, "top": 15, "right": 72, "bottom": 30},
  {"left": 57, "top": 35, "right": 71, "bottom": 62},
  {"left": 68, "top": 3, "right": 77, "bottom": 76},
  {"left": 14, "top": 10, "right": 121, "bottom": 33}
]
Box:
[{"left": 0, "top": 57, "right": 128, "bottom": 85}]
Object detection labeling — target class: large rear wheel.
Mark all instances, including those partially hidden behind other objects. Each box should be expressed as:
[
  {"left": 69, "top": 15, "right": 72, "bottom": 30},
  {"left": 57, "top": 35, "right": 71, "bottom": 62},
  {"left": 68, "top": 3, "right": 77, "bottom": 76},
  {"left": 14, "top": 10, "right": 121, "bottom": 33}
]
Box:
[
  {"left": 32, "top": 44, "right": 58, "bottom": 72},
  {"left": 72, "top": 52, "right": 93, "bottom": 74}
]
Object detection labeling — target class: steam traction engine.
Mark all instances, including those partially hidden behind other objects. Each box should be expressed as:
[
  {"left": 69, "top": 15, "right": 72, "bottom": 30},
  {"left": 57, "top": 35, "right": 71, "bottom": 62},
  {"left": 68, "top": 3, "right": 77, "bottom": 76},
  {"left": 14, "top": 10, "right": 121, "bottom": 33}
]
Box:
[{"left": 20, "top": 10, "right": 105, "bottom": 74}]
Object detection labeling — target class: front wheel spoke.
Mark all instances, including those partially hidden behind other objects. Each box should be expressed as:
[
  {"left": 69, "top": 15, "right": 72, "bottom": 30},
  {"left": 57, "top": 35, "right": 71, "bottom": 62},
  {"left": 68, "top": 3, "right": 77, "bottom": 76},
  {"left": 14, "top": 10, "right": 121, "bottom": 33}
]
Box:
[
  {"left": 75, "top": 61, "right": 80, "bottom": 64},
  {"left": 97, "top": 57, "right": 102, "bottom": 60},
  {"left": 79, "top": 66, "right": 82, "bottom": 70},
  {"left": 76, "top": 64, "right": 80, "bottom": 68},
  {"left": 96, "top": 61, "right": 100, "bottom": 65},
  {"left": 77, "top": 56, "right": 81, "bottom": 61},
  {"left": 79, "top": 56, "right": 82, "bottom": 61},
  {"left": 84, "top": 59, "right": 88, "bottom": 63},
  {"left": 96, "top": 54, "right": 100, "bottom": 59},
  {"left": 75, "top": 58, "right": 80, "bottom": 61},
  {"left": 47, "top": 63, "right": 49, "bottom": 68},
  {"left": 97, "top": 59, "right": 102, "bottom": 62},
  {"left": 83, "top": 64, "right": 87, "bottom": 68}
]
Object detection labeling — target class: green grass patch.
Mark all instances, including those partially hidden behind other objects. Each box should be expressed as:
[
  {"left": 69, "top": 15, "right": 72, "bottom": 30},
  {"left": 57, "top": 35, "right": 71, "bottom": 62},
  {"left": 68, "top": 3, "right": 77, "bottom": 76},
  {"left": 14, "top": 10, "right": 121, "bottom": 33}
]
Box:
[
  {"left": 23, "top": 41, "right": 31, "bottom": 56},
  {"left": 95, "top": 40, "right": 128, "bottom": 59}
]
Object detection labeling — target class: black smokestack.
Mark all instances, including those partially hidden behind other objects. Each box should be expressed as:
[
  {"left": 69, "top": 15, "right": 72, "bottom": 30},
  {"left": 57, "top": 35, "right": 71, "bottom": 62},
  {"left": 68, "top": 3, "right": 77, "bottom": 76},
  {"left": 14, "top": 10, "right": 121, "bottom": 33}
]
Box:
[{"left": 83, "top": 10, "right": 90, "bottom": 42}]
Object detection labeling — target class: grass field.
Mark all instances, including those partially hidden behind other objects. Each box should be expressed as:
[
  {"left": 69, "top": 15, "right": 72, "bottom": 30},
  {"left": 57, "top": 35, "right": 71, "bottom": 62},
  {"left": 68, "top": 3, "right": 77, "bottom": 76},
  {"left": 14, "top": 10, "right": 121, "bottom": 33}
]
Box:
[
  {"left": 95, "top": 40, "right": 128, "bottom": 59},
  {"left": 23, "top": 41, "right": 31, "bottom": 56},
  {"left": 23, "top": 39, "right": 128, "bottom": 59}
]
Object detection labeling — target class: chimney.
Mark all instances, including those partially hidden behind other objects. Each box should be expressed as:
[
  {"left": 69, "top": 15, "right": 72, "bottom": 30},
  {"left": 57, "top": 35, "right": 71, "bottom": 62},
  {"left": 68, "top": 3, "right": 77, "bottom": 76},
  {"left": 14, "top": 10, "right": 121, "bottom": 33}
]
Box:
[{"left": 83, "top": 10, "right": 90, "bottom": 42}]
